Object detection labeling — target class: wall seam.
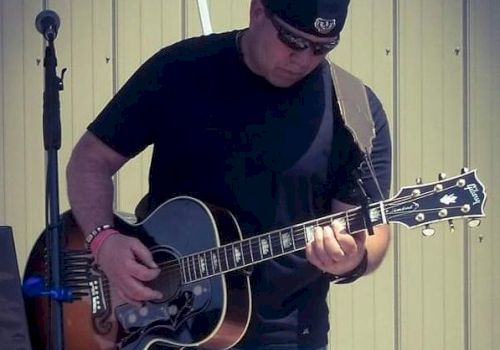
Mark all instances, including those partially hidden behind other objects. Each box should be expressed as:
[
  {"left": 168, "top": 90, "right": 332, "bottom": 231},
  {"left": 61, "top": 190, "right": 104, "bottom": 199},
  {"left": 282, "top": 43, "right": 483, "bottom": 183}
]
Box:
[
  {"left": 392, "top": 0, "right": 401, "bottom": 349},
  {"left": 462, "top": 0, "right": 471, "bottom": 349}
]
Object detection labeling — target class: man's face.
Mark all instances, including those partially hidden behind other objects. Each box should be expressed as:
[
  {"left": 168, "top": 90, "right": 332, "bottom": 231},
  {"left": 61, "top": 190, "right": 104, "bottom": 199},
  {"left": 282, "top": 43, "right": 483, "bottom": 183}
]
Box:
[{"left": 249, "top": 4, "right": 339, "bottom": 87}]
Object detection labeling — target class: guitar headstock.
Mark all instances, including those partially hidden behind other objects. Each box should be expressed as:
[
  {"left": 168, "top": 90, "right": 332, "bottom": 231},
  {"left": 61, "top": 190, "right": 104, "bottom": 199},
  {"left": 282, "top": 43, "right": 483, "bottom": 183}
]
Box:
[{"left": 385, "top": 169, "right": 486, "bottom": 233}]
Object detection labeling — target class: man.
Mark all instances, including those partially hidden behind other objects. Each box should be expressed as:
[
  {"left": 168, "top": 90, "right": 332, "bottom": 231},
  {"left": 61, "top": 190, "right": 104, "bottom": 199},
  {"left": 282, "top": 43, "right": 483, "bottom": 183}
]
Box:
[{"left": 67, "top": 0, "right": 392, "bottom": 349}]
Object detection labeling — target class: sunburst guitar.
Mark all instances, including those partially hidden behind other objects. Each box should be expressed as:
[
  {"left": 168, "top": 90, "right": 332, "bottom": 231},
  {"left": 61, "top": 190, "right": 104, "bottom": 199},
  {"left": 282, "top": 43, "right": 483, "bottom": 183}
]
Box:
[{"left": 24, "top": 169, "right": 486, "bottom": 349}]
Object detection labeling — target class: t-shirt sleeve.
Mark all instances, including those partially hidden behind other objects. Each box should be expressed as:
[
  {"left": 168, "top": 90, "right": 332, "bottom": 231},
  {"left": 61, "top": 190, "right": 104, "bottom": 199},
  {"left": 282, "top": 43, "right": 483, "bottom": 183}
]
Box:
[
  {"left": 360, "top": 86, "right": 392, "bottom": 201},
  {"left": 88, "top": 48, "right": 170, "bottom": 158}
]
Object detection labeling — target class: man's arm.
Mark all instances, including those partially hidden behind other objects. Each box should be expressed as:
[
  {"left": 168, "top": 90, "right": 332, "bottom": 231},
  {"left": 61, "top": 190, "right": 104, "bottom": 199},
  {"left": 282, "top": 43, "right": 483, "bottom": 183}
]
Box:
[
  {"left": 67, "top": 131, "right": 127, "bottom": 234},
  {"left": 67, "top": 131, "right": 162, "bottom": 304}
]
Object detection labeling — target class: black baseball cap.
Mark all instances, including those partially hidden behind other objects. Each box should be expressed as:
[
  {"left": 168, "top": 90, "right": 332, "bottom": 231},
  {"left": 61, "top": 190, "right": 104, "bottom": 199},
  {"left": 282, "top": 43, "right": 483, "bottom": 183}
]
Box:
[{"left": 263, "top": 0, "right": 350, "bottom": 38}]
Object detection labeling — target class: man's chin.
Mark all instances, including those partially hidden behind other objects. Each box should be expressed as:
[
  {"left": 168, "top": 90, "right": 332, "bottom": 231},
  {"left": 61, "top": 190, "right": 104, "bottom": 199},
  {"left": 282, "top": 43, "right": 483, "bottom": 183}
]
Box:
[{"left": 268, "top": 73, "right": 302, "bottom": 88}]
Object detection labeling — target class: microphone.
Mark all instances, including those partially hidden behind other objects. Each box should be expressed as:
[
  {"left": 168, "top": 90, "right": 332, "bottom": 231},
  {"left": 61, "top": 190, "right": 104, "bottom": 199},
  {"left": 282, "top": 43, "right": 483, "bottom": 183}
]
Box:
[{"left": 35, "top": 10, "right": 60, "bottom": 40}]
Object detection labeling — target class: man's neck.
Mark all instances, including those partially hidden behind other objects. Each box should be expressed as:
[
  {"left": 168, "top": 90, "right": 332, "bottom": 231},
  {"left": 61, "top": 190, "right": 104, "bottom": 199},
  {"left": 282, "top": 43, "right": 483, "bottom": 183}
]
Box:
[{"left": 239, "top": 29, "right": 263, "bottom": 77}]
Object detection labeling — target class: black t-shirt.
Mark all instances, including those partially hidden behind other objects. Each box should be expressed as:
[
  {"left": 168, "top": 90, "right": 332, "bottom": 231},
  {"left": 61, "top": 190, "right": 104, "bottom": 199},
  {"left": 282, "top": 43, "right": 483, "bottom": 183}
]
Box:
[{"left": 88, "top": 30, "right": 392, "bottom": 348}]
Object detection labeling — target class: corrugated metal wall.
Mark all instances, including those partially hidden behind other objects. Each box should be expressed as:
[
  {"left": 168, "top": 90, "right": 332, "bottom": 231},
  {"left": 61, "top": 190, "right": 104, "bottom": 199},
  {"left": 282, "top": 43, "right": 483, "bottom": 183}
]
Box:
[{"left": 0, "top": 1, "right": 498, "bottom": 349}]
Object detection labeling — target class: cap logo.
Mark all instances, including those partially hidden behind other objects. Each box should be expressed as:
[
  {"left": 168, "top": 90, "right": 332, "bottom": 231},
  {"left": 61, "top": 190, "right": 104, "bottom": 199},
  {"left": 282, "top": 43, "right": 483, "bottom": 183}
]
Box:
[{"left": 314, "top": 18, "right": 337, "bottom": 35}]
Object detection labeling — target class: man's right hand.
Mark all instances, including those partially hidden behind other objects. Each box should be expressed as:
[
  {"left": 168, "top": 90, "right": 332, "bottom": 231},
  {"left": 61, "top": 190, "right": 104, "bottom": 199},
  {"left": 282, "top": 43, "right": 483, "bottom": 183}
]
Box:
[{"left": 95, "top": 233, "right": 163, "bottom": 305}]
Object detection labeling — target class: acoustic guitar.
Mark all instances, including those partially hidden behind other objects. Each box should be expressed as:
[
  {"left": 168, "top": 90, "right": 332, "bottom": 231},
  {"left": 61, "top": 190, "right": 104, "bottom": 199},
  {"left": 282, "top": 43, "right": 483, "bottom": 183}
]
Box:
[{"left": 24, "top": 169, "right": 486, "bottom": 350}]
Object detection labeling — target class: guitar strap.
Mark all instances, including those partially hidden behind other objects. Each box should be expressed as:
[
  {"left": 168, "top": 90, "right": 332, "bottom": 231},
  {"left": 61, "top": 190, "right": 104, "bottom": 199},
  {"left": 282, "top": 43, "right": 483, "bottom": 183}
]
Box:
[
  {"left": 327, "top": 62, "right": 385, "bottom": 213},
  {"left": 329, "top": 62, "right": 375, "bottom": 156}
]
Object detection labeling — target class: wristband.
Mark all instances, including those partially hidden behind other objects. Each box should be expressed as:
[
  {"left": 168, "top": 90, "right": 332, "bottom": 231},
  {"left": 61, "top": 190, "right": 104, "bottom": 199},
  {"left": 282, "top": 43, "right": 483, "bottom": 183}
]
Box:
[
  {"left": 329, "top": 249, "right": 368, "bottom": 284},
  {"left": 89, "top": 228, "right": 118, "bottom": 255}
]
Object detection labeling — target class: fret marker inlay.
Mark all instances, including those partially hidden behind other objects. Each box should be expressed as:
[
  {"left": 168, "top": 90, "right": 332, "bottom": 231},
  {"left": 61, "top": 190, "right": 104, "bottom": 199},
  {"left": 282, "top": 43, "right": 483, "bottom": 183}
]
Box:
[
  {"left": 212, "top": 252, "right": 219, "bottom": 270},
  {"left": 305, "top": 226, "right": 315, "bottom": 243},
  {"left": 369, "top": 208, "right": 381, "bottom": 222},
  {"left": 234, "top": 247, "right": 242, "bottom": 264},
  {"left": 282, "top": 232, "right": 292, "bottom": 249},
  {"left": 261, "top": 239, "right": 270, "bottom": 256},
  {"left": 199, "top": 256, "right": 206, "bottom": 274}
]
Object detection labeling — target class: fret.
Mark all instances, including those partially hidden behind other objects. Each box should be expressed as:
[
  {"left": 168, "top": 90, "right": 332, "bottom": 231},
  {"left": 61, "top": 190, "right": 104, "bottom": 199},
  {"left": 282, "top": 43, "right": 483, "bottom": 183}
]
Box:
[
  {"left": 379, "top": 202, "right": 387, "bottom": 224},
  {"left": 251, "top": 237, "right": 262, "bottom": 261},
  {"left": 204, "top": 251, "right": 213, "bottom": 276},
  {"left": 225, "top": 245, "right": 235, "bottom": 270},
  {"left": 293, "top": 226, "right": 306, "bottom": 249},
  {"left": 187, "top": 255, "right": 195, "bottom": 281},
  {"left": 242, "top": 239, "right": 253, "bottom": 264},
  {"left": 271, "top": 231, "right": 283, "bottom": 256},
  {"left": 290, "top": 228, "right": 297, "bottom": 250},
  {"left": 270, "top": 233, "right": 277, "bottom": 256},
  {"left": 181, "top": 258, "right": 188, "bottom": 283},
  {"left": 345, "top": 211, "right": 351, "bottom": 233},
  {"left": 280, "top": 229, "right": 294, "bottom": 253},
  {"left": 192, "top": 255, "right": 199, "bottom": 280},
  {"left": 219, "top": 247, "right": 229, "bottom": 272},
  {"left": 211, "top": 249, "right": 220, "bottom": 274}
]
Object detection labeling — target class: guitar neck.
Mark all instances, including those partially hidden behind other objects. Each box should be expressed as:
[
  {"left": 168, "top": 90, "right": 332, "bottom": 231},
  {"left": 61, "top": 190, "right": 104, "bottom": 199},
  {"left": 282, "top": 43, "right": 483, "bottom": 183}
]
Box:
[{"left": 181, "top": 202, "right": 385, "bottom": 284}]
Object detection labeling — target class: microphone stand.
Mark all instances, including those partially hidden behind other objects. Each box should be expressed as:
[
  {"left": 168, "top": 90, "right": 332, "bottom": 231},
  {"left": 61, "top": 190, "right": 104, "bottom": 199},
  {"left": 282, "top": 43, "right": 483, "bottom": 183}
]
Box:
[{"left": 41, "top": 31, "right": 68, "bottom": 350}]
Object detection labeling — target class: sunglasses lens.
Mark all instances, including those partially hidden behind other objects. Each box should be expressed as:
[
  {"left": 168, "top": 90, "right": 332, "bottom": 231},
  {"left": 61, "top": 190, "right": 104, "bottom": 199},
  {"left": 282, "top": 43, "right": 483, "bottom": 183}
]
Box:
[
  {"left": 270, "top": 13, "right": 339, "bottom": 55},
  {"left": 314, "top": 43, "right": 337, "bottom": 55},
  {"left": 279, "top": 32, "right": 309, "bottom": 51}
]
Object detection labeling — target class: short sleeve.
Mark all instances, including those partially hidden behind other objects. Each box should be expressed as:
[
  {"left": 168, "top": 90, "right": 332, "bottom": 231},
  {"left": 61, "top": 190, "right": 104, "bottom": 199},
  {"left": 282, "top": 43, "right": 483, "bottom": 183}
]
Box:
[{"left": 88, "top": 48, "right": 170, "bottom": 158}]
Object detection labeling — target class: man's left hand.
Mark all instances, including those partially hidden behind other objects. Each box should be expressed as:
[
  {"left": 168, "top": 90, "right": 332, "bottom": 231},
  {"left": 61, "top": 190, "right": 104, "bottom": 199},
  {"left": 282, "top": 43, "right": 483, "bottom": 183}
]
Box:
[{"left": 305, "top": 219, "right": 367, "bottom": 275}]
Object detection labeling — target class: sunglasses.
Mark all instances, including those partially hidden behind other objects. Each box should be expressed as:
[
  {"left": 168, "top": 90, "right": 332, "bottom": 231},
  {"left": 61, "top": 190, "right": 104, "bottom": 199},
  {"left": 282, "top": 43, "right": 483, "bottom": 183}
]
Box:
[{"left": 267, "top": 13, "right": 339, "bottom": 55}]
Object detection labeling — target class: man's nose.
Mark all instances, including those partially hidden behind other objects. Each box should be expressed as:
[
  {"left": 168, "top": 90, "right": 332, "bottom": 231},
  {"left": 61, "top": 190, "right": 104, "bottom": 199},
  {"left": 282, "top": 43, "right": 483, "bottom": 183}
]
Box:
[{"left": 289, "top": 48, "right": 315, "bottom": 68}]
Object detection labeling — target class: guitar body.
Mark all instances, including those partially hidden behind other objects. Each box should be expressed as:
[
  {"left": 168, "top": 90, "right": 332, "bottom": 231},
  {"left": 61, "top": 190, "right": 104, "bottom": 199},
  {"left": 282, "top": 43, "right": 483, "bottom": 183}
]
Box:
[{"left": 24, "top": 197, "right": 252, "bottom": 350}]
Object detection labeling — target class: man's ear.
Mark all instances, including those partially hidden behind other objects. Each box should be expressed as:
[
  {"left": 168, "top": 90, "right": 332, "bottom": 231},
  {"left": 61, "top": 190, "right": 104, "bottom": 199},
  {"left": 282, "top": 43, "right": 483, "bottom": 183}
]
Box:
[{"left": 249, "top": 0, "right": 267, "bottom": 26}]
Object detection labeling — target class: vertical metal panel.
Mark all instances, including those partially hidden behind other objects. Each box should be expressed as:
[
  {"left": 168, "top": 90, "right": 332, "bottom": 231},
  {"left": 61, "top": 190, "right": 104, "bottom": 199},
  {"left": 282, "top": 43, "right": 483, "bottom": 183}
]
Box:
[
  {"left": 114, "top": 0, "right": 145, "bottom": 212},
  {"left": 469, "top": 0, "right": 500, "bottom": 349},
  {"left": 0, "top": 1, "right": 5, "bottom": 225},
  {"left": 46, "top": 0, "right": 112, "bottom": 213},
  {"left": 22, "top": 0, "right": 45, "bottom": 266},
  {"left": 186, "top": 0, "right": 250, "bottom": 38},
  {"left": 329, "top": 1, "right": 395, "bottom": 349},
  {"left": 42, "top": 0, "right": 113, "bottom": 227},
  {"left": 398, "top": 1, "right": 466, "bottom": 350},
  {"left": 209, "top": 0, "right": 251, "bottom": 32},
  {"left": 114, "top": 0, "right": 183, "bottom": 213},
  {"left": 186, "top": 0, "right": 202, "bottom": 38},
  {"left": 1, "top": 0, "right": 44, "bottom": 271}
]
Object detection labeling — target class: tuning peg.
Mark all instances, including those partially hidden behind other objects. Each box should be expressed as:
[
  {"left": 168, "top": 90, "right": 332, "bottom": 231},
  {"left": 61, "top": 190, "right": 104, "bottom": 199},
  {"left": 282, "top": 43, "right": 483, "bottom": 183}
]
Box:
[
  {"left": 461, "top": 167, "right": 469, "bottom": 174},
  {"left": 448, "top": 219, "right": 455, "bottom": 233},
  {"left": 422, "top": 225, "right": 436, "bottom": 237},
  {"left": 416, "top": 177, "right": 423, "bottom": 185},
  {"left": 438, "top": 173, "right": 447, "bottom": 180},
  {"left": 467, "top": 218, "right": 481, "bottom": 228}
]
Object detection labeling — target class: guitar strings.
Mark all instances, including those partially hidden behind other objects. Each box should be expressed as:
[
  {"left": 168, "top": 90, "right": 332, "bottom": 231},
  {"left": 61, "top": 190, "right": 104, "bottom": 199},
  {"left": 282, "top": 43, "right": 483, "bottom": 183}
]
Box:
[
  {"left": 98, "top": 183, "right": 468, "bottom": 289},
  {"left": 150, "top": 185, "right": 461, "bottom": 276}
]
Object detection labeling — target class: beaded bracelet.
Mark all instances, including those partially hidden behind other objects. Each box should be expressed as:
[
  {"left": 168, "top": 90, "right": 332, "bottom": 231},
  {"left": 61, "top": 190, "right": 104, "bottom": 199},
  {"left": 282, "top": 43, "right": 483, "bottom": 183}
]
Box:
[{"left": 85, "top": 224, "right": 114, "bottom": 249}]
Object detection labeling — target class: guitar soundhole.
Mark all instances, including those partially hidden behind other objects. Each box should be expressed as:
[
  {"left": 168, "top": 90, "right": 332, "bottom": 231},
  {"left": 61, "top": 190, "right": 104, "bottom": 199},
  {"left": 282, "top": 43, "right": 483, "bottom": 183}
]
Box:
[{"left": 146, "top": 248, "right": 181, "bottom": 302}]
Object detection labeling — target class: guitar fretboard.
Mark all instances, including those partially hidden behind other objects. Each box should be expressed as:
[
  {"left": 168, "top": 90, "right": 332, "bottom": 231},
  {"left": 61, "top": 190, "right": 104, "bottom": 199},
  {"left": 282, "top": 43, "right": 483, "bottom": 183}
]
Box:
[{"left": 181, "top": 202, "right": 385, "bottom": 284}]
